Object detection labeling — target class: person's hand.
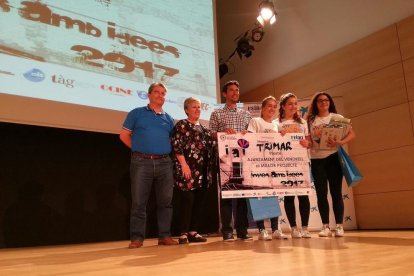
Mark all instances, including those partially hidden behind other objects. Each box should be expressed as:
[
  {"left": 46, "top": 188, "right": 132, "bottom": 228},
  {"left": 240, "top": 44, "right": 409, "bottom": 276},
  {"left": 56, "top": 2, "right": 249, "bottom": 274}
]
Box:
[
  {"left": 181, "top": 163, "right": 191, "bottom": 179},
  {"left": 327, "top": 137, "right": 342, "bottom": 147},
  {"left": 225, "top": 128, "right": 236, "bottom": 134},
  {"left": 279, "top": 130, "right": 287, "bottom": 136},
  {"left": 240, "top": 130, "right": 248, "bottom": 135},
  {"left": 314, "top": 128, "right": 322, "bottom": 138},
  {"left": 299, "top": 139, "right": 310, "bottom": 148}
]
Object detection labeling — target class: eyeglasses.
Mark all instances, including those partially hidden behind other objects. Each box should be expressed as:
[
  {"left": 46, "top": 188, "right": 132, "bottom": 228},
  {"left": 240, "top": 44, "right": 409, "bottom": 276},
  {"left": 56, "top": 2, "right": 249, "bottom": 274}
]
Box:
[{"left": 317, "top": 99, "right": 329, "bottom": 103}]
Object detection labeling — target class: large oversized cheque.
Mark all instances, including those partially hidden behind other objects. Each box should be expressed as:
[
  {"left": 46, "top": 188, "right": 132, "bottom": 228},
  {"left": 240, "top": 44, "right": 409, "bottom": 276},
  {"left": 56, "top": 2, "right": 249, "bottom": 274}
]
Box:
[{"left": 217, "top": 132, "right": 311, "bottom": 198}]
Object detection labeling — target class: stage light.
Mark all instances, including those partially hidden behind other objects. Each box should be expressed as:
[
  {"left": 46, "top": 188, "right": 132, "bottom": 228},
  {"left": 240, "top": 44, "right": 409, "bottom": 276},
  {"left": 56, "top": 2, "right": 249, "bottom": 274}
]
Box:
[
  {"left": 257, "top": 0, "right": 277, "bottom": 26},
  {"left": 236, "top": 36, "right": 254, "bottom": 59}
]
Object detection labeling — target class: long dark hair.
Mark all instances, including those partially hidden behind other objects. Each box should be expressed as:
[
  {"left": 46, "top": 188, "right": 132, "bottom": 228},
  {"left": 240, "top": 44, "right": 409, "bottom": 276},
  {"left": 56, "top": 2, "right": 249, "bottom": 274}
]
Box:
[
  {"left": 307, "top": 92, "right": 337, "bottom": 124},
  {"left": 278, "top": 93, "right": 301, "bottom": 123}
]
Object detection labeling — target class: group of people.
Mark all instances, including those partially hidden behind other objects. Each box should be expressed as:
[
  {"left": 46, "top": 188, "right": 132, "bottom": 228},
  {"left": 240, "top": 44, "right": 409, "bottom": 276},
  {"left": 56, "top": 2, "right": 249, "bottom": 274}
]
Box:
[{"left": 119, "top": 80, "right": 355, "bottom": 248}]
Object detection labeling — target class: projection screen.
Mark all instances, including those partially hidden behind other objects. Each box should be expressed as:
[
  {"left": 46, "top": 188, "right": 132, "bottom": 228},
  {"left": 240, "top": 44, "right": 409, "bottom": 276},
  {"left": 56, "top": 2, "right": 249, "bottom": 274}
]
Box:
[{"left": 0, "top": 0, "right": 219, "bottom": 133}]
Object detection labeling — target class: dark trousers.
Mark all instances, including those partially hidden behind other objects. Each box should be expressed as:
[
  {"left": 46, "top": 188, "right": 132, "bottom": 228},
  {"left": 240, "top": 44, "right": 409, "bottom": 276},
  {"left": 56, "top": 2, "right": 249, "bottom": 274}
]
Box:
[
  {"left": 220, "top": 198, "right": 249, "bottom": 235},
  {"left": 178, "top": 188, "right": 206, "bottom": 234},
  {"left": 284, "top": 195, "right": 310, "bottom": 227},
  {"left": 311, "top": 152, "right": 344, "bottom": 224},
  {"left": 256, "top": 217, "right": 278, "bottom": 231}
]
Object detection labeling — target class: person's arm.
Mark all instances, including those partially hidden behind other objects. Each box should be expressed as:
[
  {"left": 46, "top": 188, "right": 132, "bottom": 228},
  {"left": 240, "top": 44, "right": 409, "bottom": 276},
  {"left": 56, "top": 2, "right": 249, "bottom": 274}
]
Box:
[
  {"left": 176, "top": 154, "right": 191, "bottom": 179},
  {"left": 339, "top": 128, "right": 356, "bottom": 145},
  {"left": 172, "top": 120, "right": 192, "bottom": 179},
  {"left": 209, "top": 111, "right": 218, "bottom": 132},
  {"left": 119, "top": 128, "right": 132, "bottom": 148},
  {"left": 242, "top": 112, "right": 253, "bottom": 134}
]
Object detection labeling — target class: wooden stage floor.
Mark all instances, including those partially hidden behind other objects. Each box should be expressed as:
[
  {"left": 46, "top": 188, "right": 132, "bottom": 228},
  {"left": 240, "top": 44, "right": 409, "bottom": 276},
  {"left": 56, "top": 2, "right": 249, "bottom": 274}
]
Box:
[{"left": 0, "top": 230, "right": 413, "bottom": 275}]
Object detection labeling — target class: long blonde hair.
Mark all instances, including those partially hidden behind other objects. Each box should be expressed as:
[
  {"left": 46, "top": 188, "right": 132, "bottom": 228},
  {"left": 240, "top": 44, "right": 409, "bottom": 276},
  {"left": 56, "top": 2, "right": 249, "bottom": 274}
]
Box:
[{"left": 260, "top": 96, "right": 277, "bottom": 118}]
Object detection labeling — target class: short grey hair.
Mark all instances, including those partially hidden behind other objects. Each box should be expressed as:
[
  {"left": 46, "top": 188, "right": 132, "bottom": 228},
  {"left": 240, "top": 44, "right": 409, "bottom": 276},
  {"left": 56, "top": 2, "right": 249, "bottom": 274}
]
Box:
[{"left": 183, "top": 97, "right": 201, "bottom": 115}]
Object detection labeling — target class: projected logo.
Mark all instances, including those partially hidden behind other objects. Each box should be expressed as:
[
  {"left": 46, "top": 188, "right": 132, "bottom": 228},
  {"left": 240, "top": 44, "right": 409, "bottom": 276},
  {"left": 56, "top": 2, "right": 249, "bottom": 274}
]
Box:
[
  {"left": 23, "top": 68, "right": 45, "bottom": 82},
  {"left": 137, "top": 91, "right": 148, "bottom": 100},
  {"left": 101, "top": 84, "right": 132, "bottom": 96},
  {"left": 52, "top": 75, "right": 75, "bottom": 88}
]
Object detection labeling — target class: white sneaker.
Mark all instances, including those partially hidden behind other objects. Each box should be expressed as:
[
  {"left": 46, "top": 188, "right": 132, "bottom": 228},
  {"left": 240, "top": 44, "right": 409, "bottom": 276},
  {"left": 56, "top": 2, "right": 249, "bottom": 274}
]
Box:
[
  {"left": 334, "top": 225, "right": 344, "bottom": 237},
  {"left": 291, "top": 228, "right": 302, "bottom": 238},
  {"left": 272, "top": 230, "right": 288, "bottom": 239},
  {"left": 258, "top": 229, "right": 272, "bottom": 241},
  {"left": 318, "top": 226, "right": 332, "bottom": 237},
  {"left": 301, "top": 229, "right": 312, "bottom": 238}
]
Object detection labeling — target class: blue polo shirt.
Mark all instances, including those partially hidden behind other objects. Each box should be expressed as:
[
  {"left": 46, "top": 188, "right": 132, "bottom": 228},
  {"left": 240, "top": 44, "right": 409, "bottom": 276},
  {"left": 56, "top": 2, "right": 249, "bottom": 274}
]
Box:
[{"left": 122, "top": 106, "right": 174, "bottom": 154}]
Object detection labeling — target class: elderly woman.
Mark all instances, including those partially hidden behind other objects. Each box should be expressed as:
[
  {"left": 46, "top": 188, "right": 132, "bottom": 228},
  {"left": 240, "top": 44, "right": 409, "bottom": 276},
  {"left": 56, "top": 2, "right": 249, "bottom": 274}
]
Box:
[{"left": 171, "top": 97, "right": 216, "bottom": 244}]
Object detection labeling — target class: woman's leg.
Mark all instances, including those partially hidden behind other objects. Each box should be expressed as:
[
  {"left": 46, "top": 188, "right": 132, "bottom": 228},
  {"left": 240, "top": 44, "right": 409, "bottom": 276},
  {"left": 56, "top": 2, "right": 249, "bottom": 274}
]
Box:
[
  {"left": 311, "top": 158, "right": 330, "bottom": 224},
  {"left": 326, "top": 153, "right": 344, "bottom": 224}
]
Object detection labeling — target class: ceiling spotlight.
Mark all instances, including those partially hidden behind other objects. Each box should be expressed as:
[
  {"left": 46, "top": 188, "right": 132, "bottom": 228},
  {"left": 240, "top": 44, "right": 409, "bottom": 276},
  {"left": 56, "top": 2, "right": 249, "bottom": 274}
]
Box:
[{"left": 257, "top": 0, "right": 277, "bottom": 26}]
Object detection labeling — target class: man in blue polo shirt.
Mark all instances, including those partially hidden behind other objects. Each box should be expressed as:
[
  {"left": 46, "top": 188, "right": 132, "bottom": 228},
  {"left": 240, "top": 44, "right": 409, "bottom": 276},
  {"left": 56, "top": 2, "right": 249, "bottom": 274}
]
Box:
[{"left": 120, "top": 82, "right": 178, "bottom": 248}]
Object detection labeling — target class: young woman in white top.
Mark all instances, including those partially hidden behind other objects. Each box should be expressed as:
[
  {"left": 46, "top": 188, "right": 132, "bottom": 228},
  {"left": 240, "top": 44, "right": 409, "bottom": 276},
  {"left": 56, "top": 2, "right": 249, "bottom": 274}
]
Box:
[
  {"left": 275, "top": 93, "right": 312, "bottom": 238},
  {"left": 307, "top": 92, "right": 356, "bottom": 237},
  {"left": 247, "top": 96, "right": 288, "bottom": 240}
]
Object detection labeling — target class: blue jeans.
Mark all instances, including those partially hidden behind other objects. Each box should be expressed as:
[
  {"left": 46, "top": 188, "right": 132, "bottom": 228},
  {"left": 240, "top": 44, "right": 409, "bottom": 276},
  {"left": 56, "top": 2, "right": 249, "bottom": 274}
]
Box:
[{"left": 130, "top": 156, "right": 174, "bottom": 241}]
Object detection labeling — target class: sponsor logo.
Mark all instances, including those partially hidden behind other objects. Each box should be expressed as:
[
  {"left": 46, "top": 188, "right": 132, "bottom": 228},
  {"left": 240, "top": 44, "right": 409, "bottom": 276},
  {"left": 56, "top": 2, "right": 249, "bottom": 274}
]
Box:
[
  {"left": 237, "top": 138, "right": 250, "bottom": 149},
  {"left": 101, "top": 84, "right": 132, "bottom": 96},
  {"left": 136, "top": 90, "right": 148, "bottom": 99},
  {"left": 136, "top": 90, "right": 177, "bottom": 104},
  {"left": 23, "top": 68, "right": 45, "bottom": 82},
  {"left": 52, "top": 74, "right": 75, "bottom": 88},
  {"left": 247, "top": 105, "right": 260, "bottom": 111},
  {"left": 290, "top": 134, "right": 304, "bottom": 141}
]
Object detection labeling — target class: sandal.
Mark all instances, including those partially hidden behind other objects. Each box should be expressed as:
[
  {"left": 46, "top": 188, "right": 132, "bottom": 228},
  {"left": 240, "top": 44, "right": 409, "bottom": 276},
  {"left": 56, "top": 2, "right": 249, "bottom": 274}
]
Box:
[{"left": 187, "top": 232, "right": 207, "bottom": 243}]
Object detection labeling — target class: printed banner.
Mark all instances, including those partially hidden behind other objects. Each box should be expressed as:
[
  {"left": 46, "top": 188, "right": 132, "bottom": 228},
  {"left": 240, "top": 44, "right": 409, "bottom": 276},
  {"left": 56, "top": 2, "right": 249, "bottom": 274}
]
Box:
[{"left": 218, "top": 132, "right": 311, "bottom": 198}]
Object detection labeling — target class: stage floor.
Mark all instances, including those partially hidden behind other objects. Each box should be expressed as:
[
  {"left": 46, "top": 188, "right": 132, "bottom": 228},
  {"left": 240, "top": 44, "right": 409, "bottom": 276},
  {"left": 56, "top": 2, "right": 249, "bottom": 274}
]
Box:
[{"left": 1, "top": 230, "right": 413, "bottom": 275}]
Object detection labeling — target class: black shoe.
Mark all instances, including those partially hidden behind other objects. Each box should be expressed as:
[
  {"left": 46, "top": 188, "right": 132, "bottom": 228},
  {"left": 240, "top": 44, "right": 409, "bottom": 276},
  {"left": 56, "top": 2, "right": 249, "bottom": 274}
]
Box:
[
  {"left": 223, "top": 232, "right": 235, "bottom": 242},
  {"left": 237, "top": 233, "right": 253, "bottom": 241},
  {"left": 178, "top": 234, "right": 188, "bottom": 244},
  {"left": 188, "top": 232, "right": 207, "bottom": 243}
]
